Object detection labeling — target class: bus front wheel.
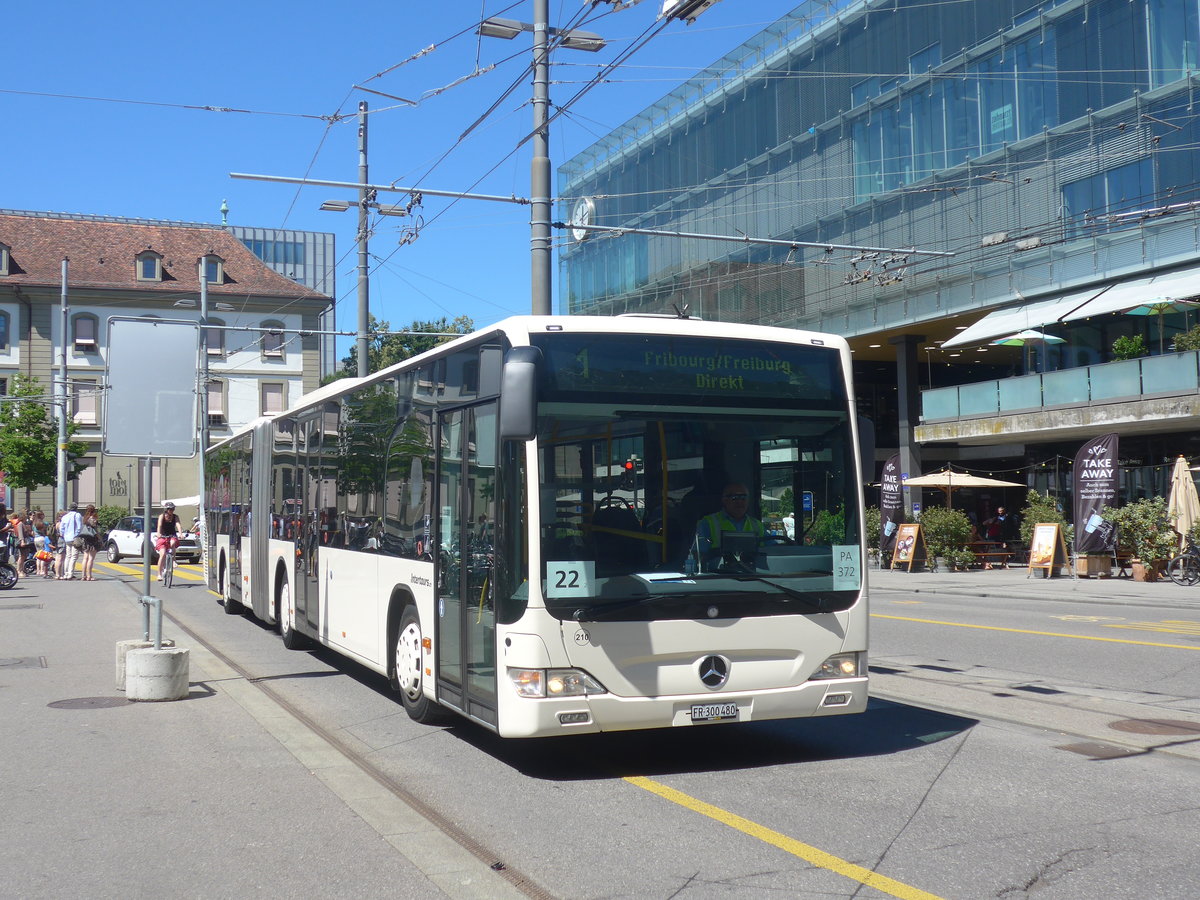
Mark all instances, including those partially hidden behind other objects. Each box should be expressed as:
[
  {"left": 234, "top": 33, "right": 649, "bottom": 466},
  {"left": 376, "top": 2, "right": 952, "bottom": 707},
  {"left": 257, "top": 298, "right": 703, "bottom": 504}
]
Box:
[
  {"left": 221, "top": 556, "right": 241, "bottom": 615},
  {"left": 393, "top": 605, "right": 440, "bottom": 723}
]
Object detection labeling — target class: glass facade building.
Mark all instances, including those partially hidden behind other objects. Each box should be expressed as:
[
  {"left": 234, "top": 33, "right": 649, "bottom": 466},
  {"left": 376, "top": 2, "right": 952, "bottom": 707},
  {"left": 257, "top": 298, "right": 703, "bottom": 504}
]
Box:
[{"left": 560, "top": 0, "right": 1200, "bottom": 504}]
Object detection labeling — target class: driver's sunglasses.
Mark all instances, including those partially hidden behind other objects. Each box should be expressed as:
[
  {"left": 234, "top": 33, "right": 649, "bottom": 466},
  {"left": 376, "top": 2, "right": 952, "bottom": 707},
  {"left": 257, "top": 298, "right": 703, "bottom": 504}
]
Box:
[{"left": 723, "top": 493, "right": 749, "bottom": 501}]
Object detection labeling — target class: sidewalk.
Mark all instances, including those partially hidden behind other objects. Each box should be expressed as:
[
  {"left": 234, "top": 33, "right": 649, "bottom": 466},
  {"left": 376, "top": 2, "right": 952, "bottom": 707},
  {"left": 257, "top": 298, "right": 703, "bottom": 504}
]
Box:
[
  {"left": 0, "top": 573, "right": 521, "bottom": 900},
  {"left": 869, "top": 561, "right": 1200, "bottom": 608}
]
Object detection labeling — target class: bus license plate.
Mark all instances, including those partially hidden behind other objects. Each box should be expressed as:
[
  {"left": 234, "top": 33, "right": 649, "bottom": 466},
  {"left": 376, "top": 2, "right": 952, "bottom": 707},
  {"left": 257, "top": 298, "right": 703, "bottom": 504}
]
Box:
[{"left": 690, "top": 702, "right": 738, "bottom": 723}]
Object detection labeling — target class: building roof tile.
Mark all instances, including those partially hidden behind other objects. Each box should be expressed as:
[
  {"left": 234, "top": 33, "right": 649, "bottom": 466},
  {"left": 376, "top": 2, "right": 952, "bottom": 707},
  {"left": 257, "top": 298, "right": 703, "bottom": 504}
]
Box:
[{"left": 0, "top": 212, "right": 329, "bottom": 303}]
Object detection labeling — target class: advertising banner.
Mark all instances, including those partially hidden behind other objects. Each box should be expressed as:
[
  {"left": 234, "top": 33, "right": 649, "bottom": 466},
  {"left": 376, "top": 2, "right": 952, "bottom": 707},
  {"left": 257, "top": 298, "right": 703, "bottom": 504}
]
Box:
[
  {"left": 879, "top": 453, "right": 904, "bottom": 555},
  {"left": 1073, "top": 433, "right": 1119, "bottom": 553}
]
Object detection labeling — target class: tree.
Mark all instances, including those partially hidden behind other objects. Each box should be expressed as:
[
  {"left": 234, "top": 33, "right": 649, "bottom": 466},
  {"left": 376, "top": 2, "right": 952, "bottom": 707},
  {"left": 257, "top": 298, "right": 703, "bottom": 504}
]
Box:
[
  {"left": 339, "top": 315, "right": 474, "bottom": 377},
  {"left": 0, "top": 374, "right": 88, "bottom": 496}
]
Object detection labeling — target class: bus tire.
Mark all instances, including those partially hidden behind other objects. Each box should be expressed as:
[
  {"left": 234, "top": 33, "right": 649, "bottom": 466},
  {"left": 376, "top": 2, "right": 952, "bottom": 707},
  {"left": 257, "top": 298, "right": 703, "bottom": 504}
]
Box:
[
  {"left": 221, "top": 556, "right": 241, "bottom": 615},
  {"left": 392, "top": 604, "right": 442, "bottom": 724},
  {"left": 277, "top": 573, "right": 307, "bottom": 650}
]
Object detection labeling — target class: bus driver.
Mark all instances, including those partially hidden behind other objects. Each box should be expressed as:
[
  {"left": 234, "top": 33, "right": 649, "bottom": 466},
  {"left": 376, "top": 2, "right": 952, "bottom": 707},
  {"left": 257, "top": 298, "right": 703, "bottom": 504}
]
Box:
[{"left": 694, "top": 482, "right": 766, "bottom": 571}]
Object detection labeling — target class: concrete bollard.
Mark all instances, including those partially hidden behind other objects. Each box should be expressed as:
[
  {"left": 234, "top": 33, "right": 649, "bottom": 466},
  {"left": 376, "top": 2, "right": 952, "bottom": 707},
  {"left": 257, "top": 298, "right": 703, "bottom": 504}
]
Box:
[
  {"left": 116, "top": 639, "right": 175, "bottom": 691},
  {"left": 125, "top": 647, "right": 191, "bottom": 702}
]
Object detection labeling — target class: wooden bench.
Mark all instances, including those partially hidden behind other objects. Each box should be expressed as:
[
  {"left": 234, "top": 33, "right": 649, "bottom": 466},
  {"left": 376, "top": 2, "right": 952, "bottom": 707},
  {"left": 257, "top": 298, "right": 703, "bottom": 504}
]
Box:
[{"left": 969, "top": 541, "right": 1012, "bottom": 569}]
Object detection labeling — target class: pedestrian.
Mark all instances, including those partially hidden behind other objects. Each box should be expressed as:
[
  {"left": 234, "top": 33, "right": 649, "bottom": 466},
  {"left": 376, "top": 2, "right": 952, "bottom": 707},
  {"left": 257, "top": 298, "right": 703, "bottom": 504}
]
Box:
[
  {"left": 80, "top": 504, "right": 101, "bottom": 581},
  {"left": 60, "top": 502, "right": 83, "bottom": 580},
  {"left": 11, "top": 509, "right": 34, "bottom": 579},
  {"left": 32, "top": 512, "right": 52, "bottom": 577},
  {"left": 53, "top": 510, "right": 67, "bottom": 579}
]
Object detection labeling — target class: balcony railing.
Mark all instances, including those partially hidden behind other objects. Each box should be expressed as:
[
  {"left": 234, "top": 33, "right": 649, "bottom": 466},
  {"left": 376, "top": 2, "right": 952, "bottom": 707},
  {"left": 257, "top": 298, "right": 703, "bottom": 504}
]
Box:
[{"left": 921, "top": 350, "right": 1200, "bottom": 422}]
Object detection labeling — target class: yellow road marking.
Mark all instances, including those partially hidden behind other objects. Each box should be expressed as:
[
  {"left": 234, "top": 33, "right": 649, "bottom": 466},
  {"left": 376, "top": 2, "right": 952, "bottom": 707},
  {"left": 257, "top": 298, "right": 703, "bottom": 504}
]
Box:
[
  {"left": 1103, "top": 620, "right": 1200, "bottom": 636},
  {"left": 873, "top": 614, "right": 1200, "bottom": 651},
  {"left": 625, "top": 777, "right": 945, "bottom": 900},
  {"left": 95, "top": 561, "right": 205, "bottom": 581}
]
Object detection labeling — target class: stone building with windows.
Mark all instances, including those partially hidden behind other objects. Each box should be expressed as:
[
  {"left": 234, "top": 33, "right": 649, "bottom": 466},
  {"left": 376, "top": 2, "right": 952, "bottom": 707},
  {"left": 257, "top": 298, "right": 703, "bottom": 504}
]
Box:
[
  {"left": 560, "top": 0, "right": 1200, "bottom": 510},
  {"left": 0, "top": 210, "right": 333, "bottom": 516}
]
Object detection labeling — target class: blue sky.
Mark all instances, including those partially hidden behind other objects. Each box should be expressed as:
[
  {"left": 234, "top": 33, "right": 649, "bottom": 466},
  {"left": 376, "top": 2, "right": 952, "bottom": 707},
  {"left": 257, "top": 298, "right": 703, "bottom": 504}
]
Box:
[{"left": 3, "top": 1, "right": 801, "bottom": 364}]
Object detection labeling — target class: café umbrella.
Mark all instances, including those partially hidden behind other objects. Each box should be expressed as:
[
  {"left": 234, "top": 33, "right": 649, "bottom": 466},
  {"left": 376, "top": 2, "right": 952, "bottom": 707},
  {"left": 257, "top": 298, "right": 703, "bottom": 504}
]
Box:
[
  {"left": 990, "top": 329, "right": 1067, "bottom": 372},
  {"left": 1166, "top": 455, "right": 1200, "bottom": 546},
  {"left": 902, "top": 469, "right": 1025, "bottom": 508},
  {"left": 1123, "top": 298, "right": 1200, "bottom": 353}
]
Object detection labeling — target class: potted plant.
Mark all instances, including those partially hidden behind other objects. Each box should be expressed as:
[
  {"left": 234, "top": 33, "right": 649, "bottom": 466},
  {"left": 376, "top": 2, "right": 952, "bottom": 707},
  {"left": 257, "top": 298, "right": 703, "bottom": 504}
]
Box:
[
  {"left": 1111, "top": 333, "right": 1148, "bottom": 361},
  {"left": 917, "top": 506, "right": 974, "bottom": 571},
  {"left": 1100, "top": 497, "right": 1178, "bottom": 581}
]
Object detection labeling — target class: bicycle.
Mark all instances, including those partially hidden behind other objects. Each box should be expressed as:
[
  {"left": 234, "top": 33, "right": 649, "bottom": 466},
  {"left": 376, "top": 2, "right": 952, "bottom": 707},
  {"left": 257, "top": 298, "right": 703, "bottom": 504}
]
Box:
[
  {"left": 158, "top": 539, "right": 178, "bottom": 588},
  {"left": 1166, "top": 540, "right": 1200, "bottom": 587}
]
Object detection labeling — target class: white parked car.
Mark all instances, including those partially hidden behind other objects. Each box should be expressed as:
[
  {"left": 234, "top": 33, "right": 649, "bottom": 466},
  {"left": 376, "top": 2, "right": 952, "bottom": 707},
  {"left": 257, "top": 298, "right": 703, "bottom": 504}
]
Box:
[{"left": 105, "top": 515, "right": 201, "bottom": 564}]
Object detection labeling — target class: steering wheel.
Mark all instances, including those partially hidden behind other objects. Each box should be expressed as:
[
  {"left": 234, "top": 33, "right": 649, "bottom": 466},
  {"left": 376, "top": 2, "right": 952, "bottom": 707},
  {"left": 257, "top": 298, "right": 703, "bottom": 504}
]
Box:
[{"left": 596, "top": 496, "right": 635, "bottom": 512}]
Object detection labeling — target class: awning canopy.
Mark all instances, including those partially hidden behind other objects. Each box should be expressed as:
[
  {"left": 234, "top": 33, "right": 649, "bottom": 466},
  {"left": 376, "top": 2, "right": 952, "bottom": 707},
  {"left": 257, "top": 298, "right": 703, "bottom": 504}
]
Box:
[
  {"left": 1059, "top": 266, "right": 1200, "bottom": 322},
  {"left": 943, "top": 265, "right": 1200, "bottom": 349},
  {"left": 942, "top": 286, "right": 1104, "bottom": 348}
]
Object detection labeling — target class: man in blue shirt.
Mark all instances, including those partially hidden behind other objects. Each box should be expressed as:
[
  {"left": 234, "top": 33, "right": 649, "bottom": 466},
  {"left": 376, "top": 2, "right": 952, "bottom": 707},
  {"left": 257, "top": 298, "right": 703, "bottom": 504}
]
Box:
[
  {"left": 694, "top": 482, "right": 765, "bottom": 571},
  {"left": 60, "top": 502, "right": 83, "bottom": 580}
]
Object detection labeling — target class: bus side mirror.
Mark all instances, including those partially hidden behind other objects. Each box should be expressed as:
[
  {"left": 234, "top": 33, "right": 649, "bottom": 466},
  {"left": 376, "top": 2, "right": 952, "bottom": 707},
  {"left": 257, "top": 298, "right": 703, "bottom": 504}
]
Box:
[
  {"left": 857, "top": 415, "right": 875, "bottom": 485},
  {"left": 499, "top": 346, "right": 542, "bottom": 442}
]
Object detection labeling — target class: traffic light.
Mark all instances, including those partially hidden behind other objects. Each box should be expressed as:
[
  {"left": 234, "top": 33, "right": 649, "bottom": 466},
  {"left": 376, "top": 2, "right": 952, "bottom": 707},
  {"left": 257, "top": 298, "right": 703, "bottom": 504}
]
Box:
[{"left": 619, "top": 457, "right": 636, "bottom": 491}]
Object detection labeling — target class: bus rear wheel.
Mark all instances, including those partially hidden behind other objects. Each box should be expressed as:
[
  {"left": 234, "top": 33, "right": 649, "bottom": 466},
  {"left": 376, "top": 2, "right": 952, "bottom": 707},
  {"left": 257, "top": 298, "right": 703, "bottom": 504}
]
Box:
[
  {"left": 278, "top": 578, "right": 307, "bottom": 650},
  {"left": 393, "top": 605, "right": 441, "bottom": 723}
]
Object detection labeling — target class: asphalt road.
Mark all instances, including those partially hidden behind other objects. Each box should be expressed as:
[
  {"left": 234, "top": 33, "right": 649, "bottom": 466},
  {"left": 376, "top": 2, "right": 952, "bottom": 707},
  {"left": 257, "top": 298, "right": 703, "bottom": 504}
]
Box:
[{"left": 94, "top": 560, "right": 1200, "bottom": 899}]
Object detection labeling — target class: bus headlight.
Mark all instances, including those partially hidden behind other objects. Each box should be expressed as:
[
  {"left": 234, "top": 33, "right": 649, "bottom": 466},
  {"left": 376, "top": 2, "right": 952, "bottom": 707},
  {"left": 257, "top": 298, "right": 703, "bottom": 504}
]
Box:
[
  {"left": 811, "top": 652, "right": 860, "bottom": 680},
  {"left": 508, "top": 668, "right": 607, "bottom": 698}
]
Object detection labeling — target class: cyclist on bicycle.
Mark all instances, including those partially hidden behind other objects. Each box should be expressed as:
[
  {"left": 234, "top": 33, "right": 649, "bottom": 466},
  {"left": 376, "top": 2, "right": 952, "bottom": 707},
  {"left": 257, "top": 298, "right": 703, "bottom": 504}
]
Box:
[{"left": 156, "top": 502, "right": 182, "bottom": 581}]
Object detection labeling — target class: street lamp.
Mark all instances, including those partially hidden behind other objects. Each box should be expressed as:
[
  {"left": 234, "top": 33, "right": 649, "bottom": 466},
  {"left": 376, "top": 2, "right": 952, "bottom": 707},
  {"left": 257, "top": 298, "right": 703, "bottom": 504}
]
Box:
[{"left": 478, "top": 2, "right": 606, "bottom": 315}]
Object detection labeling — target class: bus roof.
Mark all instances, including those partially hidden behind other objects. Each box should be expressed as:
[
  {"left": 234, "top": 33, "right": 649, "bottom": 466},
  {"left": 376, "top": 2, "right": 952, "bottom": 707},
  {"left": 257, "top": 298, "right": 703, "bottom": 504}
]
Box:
[{"left": 209, "top": 316, "right": 851, "bottom": 439}]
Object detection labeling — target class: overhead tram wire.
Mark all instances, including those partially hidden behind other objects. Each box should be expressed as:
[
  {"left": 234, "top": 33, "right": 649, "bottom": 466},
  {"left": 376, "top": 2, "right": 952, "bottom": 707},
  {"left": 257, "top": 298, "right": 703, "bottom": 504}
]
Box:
[{"left": 396, "top": 6, "right": 676, "bottom": 239}]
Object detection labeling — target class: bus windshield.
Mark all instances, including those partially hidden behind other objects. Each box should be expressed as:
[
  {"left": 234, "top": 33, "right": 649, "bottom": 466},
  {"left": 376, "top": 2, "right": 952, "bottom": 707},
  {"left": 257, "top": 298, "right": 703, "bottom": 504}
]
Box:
[{"left": 532, "top": 334, "right": 863, "bottom": 622}]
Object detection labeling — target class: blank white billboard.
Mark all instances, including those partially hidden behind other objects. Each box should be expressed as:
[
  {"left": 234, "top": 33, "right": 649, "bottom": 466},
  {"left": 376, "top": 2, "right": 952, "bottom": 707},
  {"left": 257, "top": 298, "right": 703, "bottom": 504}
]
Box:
[{"left": 103, "top": 317, "right": 199, "bottom": 458}]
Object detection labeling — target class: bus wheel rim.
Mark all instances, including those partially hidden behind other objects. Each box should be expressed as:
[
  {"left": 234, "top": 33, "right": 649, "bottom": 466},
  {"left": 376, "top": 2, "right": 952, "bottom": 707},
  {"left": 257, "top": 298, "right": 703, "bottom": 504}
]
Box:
[
  {"left": 279, "top": 581, "right": 291, "bottom": 635},
  {"left": 396, "top": 620, "right": 422, "bottom": 700}
]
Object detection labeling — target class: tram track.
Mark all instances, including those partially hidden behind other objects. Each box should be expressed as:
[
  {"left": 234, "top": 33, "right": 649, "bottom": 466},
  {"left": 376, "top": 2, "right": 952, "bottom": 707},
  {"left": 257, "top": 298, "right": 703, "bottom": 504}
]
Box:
[{"left": 161, "top": 595, "right": 557, "bottom": 900}]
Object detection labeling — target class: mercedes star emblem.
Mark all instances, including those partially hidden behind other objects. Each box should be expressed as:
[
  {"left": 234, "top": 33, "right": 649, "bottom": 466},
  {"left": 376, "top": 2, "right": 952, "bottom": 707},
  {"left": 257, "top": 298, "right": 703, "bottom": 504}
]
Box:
[{"left": 698, "top": 655, "right": 729, "bottom": 688}]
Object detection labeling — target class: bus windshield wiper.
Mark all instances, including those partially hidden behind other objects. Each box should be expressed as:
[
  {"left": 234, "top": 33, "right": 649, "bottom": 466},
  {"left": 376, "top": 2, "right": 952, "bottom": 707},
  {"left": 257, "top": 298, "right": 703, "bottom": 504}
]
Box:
[
  {"left": 727, "top": 574, "right": 831, "bottom": 611},
  {"left": 572, "top": 594, "right": 671, "bottom": 622}
]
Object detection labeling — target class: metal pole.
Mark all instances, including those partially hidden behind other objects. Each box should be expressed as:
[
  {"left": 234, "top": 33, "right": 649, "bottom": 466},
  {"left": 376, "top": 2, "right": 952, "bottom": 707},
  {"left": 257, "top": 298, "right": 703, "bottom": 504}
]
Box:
[
  {"left": 356, "top": 100, "right": 370, "bottom": 377},
  {"left": 142, "top": 458, "right": 152, "bottom": 642},
  {"left": 197, "top": 256, "right": 209, "bottom": 583},
  {"left": 530, "top": 0, "right": 552, "bottom": 315},
  {"left": 57, "top": 258, "right": 69, "bottom": 514}
]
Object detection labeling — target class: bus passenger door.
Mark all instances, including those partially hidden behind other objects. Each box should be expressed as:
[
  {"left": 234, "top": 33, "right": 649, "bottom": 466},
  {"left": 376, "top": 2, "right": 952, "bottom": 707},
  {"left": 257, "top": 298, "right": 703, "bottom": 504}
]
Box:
[
  {"left": 297, "top": 416, "right": 322, "bottom": 636},
  {"left": 436, "top": 403, "right": 498, "bottom": 726}
]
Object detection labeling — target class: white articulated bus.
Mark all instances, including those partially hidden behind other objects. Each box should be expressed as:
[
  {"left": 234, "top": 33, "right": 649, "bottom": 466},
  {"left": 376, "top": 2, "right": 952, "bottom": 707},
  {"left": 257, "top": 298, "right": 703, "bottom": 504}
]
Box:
[{"left": 204, "top": 315, "right": 872, "bottom": 738}]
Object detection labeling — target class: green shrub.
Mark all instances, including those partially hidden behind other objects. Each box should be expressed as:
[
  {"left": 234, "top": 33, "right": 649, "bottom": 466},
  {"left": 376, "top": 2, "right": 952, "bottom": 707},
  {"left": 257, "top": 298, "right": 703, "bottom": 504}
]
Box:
[
  {"left": 917, "top": 506, "right": 973, "bottom": 569},
  {"left": 1111, "top": 333, "right": 1147, "bottom": 360},
  {"left": 1019, "top": 490, "right": 1072, "bottom": 546},
  {"left": 94, "top": 504, "right": 127, "bottom": 536},
  {"left": 1100, "top": 496, "right": 1179, "bottom": 564},
  {"left": 807, "top": 504, "right": 845, "bottom": 544},
  {"left": 1174, "top": 324, "right": 1200, "bottom": 352},
  {"left": 864, "top": 506, "right": 881, "bottom": 551}
]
